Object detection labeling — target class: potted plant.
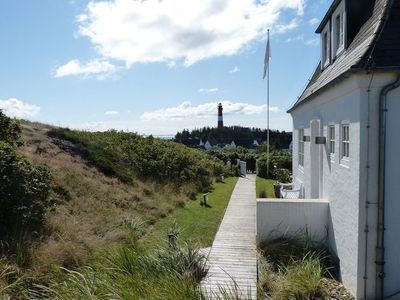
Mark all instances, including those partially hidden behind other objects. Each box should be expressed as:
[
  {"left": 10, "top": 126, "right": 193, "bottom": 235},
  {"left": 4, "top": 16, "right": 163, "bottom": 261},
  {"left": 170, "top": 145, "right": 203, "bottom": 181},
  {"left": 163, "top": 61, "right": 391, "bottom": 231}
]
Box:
[{"left": 273, "top": 168, "right": 291, "bottom": 198}]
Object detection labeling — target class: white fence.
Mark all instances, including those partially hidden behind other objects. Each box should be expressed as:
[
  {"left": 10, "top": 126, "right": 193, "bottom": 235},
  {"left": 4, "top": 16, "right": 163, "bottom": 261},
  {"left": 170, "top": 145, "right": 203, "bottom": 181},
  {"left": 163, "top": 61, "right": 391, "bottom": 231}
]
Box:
[{"left": 256, "top": 198, "right": 329, "bottom": 242}]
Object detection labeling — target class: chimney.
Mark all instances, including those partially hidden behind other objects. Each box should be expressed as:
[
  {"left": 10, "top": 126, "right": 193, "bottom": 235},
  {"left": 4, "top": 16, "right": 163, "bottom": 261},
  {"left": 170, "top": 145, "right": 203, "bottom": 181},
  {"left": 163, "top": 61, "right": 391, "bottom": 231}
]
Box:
[{"left": 217, "top": 103, "right": 223, "bottom": 128}]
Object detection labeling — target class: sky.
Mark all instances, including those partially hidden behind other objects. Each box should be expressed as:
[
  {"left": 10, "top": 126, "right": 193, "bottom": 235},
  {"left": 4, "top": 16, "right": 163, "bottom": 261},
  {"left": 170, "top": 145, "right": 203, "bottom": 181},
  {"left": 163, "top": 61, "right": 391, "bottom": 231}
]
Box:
[{"left": 0, "top": 0, "right": 331, "bottom": 135}]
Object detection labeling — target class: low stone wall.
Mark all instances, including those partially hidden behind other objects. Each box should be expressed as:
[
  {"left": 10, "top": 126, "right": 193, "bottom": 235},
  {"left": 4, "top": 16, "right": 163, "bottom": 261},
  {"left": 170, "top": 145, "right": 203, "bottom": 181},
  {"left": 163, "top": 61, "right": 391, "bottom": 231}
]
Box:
[{"left": 256, "top": 198, "right": 329, "bottom": 243}]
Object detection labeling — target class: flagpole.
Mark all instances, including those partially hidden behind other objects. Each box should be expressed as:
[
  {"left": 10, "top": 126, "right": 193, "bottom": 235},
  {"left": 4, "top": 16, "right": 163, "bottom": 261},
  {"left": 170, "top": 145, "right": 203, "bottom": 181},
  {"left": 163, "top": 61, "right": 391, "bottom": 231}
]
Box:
[{"left": 266, "top": 29, "right": 270, "bottom": 178}]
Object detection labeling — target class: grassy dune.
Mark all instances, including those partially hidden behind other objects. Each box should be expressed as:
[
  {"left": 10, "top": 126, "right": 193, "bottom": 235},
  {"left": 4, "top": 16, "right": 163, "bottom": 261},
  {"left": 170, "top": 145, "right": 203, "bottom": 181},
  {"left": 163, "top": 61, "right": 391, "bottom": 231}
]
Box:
[{"left": 0, "top": 120, "right": 237, "bottom": 298}]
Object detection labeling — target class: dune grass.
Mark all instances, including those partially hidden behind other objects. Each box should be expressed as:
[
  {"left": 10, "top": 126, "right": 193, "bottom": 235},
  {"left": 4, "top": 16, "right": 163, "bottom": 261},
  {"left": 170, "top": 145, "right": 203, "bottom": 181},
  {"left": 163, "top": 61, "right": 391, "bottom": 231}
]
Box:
[
  {"left": 30, "top": 244, "right": 208, "bottom": 300},
  {"left": 258, "top": 233, "right": 333, "bottom": 300},
  {"left": 142, "top": 177, "right": 238, "bottom": 249},
  {"left": 256, "top": 176, "right": 275, "bottom": 198}
]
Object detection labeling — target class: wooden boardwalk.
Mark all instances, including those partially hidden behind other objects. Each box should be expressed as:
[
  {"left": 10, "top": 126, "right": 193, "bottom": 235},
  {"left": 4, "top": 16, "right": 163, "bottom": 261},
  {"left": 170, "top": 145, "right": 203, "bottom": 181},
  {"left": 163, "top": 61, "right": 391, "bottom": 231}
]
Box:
[{"left": 201, "top": 174, "right": 257, "bottom": 299}]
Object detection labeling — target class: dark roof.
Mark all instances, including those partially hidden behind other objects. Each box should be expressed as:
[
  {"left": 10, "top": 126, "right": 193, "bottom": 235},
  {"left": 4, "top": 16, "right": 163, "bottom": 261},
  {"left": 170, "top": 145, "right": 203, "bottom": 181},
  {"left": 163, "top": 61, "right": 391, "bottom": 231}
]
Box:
[{"left": 288, "top": 0, "right": 400, "bottom": 113}]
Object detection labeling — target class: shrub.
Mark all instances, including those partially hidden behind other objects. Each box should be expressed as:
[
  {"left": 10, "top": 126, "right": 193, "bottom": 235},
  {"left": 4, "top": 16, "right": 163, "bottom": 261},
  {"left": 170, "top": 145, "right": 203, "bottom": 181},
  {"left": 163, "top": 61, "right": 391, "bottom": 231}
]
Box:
[
  {"left": 48, "top": 129, "right": 229, "bottom": 192},
  {"left": 0, "top": 142, "right": 52, "bottom": 236},
  {"left": 0, "top": 111, "right": 22, "bottom": 146},
  {"left": 273, "top": 168, "right": 291, "bottom": 183},
  {"left": 256, "top": 151, "right": 292, "bottom": 179}
]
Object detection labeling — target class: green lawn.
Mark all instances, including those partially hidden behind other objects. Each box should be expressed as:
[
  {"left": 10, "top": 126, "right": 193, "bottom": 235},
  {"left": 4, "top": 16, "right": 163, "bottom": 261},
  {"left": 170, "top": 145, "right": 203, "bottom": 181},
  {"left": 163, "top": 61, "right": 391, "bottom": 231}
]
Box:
[
  {"left": 256, "top": 176, "right": 276, "bottom": 198},
  {"left": 142, "top": 177, "right": 238, "bottom": 249}
]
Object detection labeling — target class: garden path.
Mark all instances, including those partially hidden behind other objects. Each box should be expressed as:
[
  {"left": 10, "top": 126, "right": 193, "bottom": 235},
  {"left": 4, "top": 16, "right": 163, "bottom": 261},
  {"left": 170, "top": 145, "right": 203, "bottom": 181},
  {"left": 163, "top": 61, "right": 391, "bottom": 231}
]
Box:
[{"left": 201, "top": 174, "right": 257, "bottom": 299}]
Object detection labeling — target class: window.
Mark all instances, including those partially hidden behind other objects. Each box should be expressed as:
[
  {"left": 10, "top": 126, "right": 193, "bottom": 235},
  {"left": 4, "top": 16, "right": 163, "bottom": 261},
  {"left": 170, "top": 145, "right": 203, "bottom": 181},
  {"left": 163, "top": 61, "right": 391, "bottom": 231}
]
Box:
[
  {"left": 298, "top": 129, "right": 305, "bottom": 167},
  {"left": 321, "top": 27, "right": 330, "bottom": 68},
  {"left": 341, "top": 124, "right": 350, "bottom": 159},
  {"left": 329, "top": 125, "right": 335, "bottom": 156},
  {"left": 332, "top": 1, "right": 345, "bottom": 57}
]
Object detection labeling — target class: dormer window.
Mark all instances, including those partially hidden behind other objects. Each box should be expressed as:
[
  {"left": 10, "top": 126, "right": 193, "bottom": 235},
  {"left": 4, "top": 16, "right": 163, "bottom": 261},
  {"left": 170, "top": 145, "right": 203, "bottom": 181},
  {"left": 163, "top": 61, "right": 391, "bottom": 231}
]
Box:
[
  {"left": 321, "top": 25, "right": 331, "bottom": 68},
  {"left": 332, "top": 1, "right": 345, "bottom": 57},
  {"left": 318, "top": 0, "right": 346, "bottom": 70}
]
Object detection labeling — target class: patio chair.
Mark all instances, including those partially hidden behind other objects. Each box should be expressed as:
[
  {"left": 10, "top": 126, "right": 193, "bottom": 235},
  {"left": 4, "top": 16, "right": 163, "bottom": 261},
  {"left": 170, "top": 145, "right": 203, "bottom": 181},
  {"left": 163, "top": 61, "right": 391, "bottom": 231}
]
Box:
[{"left": 280, "top": 183, "right": 303, "bottom": 199}]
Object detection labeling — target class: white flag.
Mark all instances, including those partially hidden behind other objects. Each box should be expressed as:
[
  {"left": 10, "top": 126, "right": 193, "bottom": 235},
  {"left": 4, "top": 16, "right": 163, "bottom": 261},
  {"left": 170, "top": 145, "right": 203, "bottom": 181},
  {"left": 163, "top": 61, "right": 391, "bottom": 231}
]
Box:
[{"left": 263, "top": 37, "right": 271, "bottom": 80}]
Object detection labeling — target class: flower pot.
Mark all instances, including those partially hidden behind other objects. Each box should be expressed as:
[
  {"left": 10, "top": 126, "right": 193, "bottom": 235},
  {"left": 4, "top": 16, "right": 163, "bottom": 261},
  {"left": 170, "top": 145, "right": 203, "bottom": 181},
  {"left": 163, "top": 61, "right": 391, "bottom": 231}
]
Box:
[{"left": 273, "top": 182, "right": 282, "bottom": 198}]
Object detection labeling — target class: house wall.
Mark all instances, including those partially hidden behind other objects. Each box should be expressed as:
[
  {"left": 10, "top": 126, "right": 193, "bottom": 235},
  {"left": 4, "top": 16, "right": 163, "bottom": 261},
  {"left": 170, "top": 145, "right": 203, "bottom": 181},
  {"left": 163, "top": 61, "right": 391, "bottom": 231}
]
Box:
[
  {"left": 357, "top": 73, "right": 398, "bottom": 299},
  {"left": 381, "top": 79, "right": 400, "bottom": 298},
  {"left": 291, "top": 76, "right": 362, "bottom": 297},
  {"left": 291, "top": 72, "right": 399, "bottom": 299},
  {"left": 256, "top": 198, "right": 329, "bottom": 242}
]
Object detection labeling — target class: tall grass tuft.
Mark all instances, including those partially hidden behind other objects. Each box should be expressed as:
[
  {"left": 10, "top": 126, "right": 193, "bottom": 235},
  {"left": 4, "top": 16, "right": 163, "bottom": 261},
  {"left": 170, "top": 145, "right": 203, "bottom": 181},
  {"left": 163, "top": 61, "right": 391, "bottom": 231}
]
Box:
[
  {"left": 259, "top": 231, "right": 331, "bottom": 272},
  {"left": 272, "top": 254, "right": 328, "bottom": 300},
  {"left": 30, "top": 243, "right": 208, "bottom": 300},
  {"left": 0, "top": 260, "right": 20, "bottom": 297},
  {"left": 258, "top": 232, "right": 334, "bottom": 299}
]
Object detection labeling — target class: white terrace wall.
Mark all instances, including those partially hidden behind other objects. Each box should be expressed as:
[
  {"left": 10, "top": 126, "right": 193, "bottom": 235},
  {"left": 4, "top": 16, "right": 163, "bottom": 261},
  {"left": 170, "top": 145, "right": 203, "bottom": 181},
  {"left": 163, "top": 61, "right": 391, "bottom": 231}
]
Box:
[{"left": 256, "top": 199, "right": 329, "bottom": 242}]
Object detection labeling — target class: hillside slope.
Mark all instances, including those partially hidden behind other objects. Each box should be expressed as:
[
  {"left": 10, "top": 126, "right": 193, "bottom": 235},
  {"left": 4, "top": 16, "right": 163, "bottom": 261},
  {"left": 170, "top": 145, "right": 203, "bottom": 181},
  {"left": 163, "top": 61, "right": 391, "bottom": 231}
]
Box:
[{"left": 16, "top": 121, "right": 227, "bottom": 273}]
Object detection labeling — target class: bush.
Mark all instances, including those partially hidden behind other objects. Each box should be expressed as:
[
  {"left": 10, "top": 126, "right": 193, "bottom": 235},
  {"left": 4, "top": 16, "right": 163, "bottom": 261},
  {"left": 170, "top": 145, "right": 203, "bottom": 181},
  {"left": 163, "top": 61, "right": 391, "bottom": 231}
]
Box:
[
  {"left": 273, "top": 168, "right": 291, "bottom": 183},
  {"left": 256, "top": 151, "right": 292, "bottom": 179},
  {"left": 48, "top": 128, "right": 229, "bottom": 192},
  {"left": 0, "top": 110, "right": 22, "bottom": 146},
  {"left": 0, "top": 142, "right": 52, "bottom": 236}
]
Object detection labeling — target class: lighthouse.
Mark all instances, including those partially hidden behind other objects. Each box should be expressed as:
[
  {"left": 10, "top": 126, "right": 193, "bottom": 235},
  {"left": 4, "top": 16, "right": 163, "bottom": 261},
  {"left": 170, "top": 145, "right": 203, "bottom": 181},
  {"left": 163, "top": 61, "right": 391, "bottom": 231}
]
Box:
[{"left": 217, "top": 103, "right": 223, "bottom": 128}]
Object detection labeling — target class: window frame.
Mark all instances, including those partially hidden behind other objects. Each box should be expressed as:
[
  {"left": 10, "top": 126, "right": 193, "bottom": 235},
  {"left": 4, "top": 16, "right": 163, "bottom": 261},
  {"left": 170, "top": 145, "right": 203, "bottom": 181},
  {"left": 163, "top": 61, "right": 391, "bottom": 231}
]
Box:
[
  {"left": 328, "top": 124, "right": 336, "bottom": 159},
  {"left": 332, "top": 1, "right": 346, "bottom": 58},
  {"left": 340, "top": 123, "right": 350, "bottom": 164},
  {"left": 321, "top": 24, "right": 331, "bottom": 69},
  {"left": 298, "top": 128, "right": 305, "bottom": 168}
]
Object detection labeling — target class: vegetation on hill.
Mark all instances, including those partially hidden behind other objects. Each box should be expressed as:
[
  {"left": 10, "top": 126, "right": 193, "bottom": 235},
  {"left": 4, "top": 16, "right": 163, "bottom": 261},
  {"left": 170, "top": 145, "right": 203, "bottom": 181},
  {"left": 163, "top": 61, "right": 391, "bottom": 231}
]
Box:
[
  {"left": 49, "top": 128, "right": 228, "bottom": 192},
  {"left": 0, "top": 114, "right": 237, "bottom": 298},
  {"left": 0, "top": 112, "right": 53, "bottom": 267},
  {"left": 175, "top": 126, "right": 292, "bottom": 149}
]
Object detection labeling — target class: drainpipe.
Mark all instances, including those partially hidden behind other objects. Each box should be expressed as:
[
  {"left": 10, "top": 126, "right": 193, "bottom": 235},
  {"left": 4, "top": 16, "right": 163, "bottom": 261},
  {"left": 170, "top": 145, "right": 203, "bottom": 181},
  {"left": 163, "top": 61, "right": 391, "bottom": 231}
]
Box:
[{"left": 376, "top": 74, "right": 400, "bottom": 300}]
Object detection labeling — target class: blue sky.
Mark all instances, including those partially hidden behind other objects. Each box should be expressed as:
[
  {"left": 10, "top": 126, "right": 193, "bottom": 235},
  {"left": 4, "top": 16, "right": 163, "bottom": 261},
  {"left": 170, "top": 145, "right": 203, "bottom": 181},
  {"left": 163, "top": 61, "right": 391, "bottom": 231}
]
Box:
[{"left": 0, "top": 0, "right": 330, "bottom": 135}]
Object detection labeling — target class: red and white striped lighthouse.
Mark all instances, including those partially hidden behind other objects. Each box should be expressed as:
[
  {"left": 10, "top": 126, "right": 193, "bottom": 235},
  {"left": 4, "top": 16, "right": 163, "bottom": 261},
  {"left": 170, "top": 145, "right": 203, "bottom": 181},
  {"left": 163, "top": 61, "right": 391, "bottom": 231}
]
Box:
[{"left": 217, "top": 103, "right": 223, "bottom": 128}]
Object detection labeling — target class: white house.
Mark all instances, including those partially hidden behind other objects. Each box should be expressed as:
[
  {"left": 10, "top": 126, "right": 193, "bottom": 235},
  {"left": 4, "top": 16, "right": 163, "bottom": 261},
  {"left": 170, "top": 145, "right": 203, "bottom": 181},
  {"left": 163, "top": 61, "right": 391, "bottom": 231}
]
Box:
[
  {"left": 224, "top": 140, "right": 237, "bottom": 150},
  {"left": 287, "top": 0, "right": 400, "bottom": 299},
  {"left": 204, "top": 140, "right": 212, "bottom": 150}
]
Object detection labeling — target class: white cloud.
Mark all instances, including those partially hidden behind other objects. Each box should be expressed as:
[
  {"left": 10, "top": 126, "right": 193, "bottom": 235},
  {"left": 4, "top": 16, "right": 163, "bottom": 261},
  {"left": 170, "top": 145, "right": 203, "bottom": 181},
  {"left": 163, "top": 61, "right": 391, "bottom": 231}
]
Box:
[
  {"left": 286, "top": 35, "right": 304, "bottom": 43},
  {"left": 105, "top": 110, "right": 119, "bottom": 115},
  {"left": 54, "top": 59, "right": 118, "bottom": 79},
  {"left": 308, "top": 18, "right": 320, "bottom": 25},
  {"left": 0, "top": 98, "right": 40, "bottom": 118},
  {"left": 140, "top": 100, "right": 279, "bottom": 121},
  {"left": 274, "top": 18, "right": 300, "bottom": 34},
  {"left": 229, "top": 66, "right": 240, "bottom": 74},
  {"left": 72, "top": 0, "right": 304, "bottom": 67},
  {"left": 304, "top": 38, "right": 319, "bottom": 46},
  {"left": 286, "top": 35, "right": 319, "bottom": 46},
  {"left": 198, "top": 88, "right": 219, "bottom": 93}
]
